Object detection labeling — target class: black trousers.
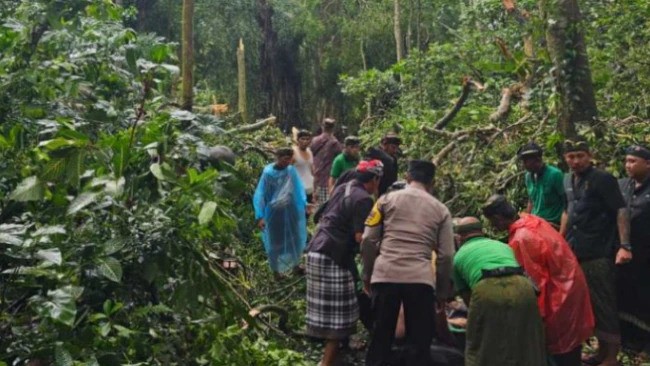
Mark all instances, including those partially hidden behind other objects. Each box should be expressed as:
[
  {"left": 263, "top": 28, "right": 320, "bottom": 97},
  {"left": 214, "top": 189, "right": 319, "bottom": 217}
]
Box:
[
  {"left": 551, "top": 345, "right": 581, "bottom": 366},
  {"left": 366, "top": 283, "right": 435, "bottom": 366}
]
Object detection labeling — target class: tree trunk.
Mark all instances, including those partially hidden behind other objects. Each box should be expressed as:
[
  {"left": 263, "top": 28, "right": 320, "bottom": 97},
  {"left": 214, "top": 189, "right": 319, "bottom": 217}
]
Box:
[
  {"left": 541, "top": 0, "right": 598, "bottom": 138},
  {"left": 237, "top": 38, "right": 248, "bottom": 124},
  {"left": 181, "top": 0, "right": 194, "bottom": 111},
  {"left": 394, "top": 0, "right": 403, "bottom": 63},
  {"left": 256, "top": 0, "right": 303, "bottom": 132}
]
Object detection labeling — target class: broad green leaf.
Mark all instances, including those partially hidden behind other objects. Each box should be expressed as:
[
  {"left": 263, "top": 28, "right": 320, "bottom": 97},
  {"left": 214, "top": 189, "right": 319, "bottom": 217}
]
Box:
[
  {"left": 55, "top": 345, "right": 73, "bottom": 366},
  {"left": 0, "top": 233, "right": 23, "bottom": 246},
  {"left": 39, "top": 137, "right": 85, "bottom": 151},
  {"left": 42, "top": 286, "right": 83, "bottom": 327},
  {"left": 104, "top": 177, "right": 125, "bottom": 197},
  {"left": 67, "top": 192, "right": 99, "bottom": 215},
  {"left": 98, "top": 257, "right": 122, "bottom": 283},
  {"left": 9, "top": 176, "right": 44, "bottom": 202},
  {"left": 32, "top": 225, "right": 66, "bottom": 237},
  {"left": 104, "top": 238, "right": 126, "bottom": 255},
  {"left": 198, "top": 201, "right": 217, "bottom": 225},
  {"left": 35, "top": 248, "right": 62, "bottom": 265},
  {"left": 149, "top": 163, "right": 164, "bottom": 180}
]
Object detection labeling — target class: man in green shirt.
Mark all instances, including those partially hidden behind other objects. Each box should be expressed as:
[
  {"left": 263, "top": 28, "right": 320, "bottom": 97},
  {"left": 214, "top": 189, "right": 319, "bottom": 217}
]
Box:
[
  {"left": 518, "top": 142, "right": 565, "bottom": 226},
  {"left": 328, "top": 136, "right": 360, "bottom": 193},
  {"left": 453, "top": 217, "right": 546, "bottom": 366}
]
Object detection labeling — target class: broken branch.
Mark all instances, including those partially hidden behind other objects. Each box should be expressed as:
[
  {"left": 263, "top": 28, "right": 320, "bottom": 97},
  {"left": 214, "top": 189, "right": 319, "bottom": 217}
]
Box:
[
  {"left": 432, "top": 77, "right": 484, "bottom": 130},
  {"left": 489, "top": 87, "right": 513, "bottom": 122},
  {"left": 226, "top": 116, "right": 276, "bottom": 134}
]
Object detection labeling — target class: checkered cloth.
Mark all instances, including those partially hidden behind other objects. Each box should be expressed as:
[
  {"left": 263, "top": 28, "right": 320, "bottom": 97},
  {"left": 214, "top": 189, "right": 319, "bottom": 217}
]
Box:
[
  {"left": 305, "top": 252, "right": 359, "bottom": 340},
  {"left": 314, "top": 186, "right": 329, "bottom": 208}
]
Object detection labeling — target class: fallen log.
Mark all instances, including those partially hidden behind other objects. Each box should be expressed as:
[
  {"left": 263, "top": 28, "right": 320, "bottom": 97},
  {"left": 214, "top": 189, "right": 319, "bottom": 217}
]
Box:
[{"left": 226, "top": 116, "right": 276, "bottom": 134}]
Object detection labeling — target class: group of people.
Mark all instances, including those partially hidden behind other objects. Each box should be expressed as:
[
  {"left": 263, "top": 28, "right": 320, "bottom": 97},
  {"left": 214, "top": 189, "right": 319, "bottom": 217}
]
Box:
[{"left": 252, "top": 120, "right": 650, "bottom": 366}]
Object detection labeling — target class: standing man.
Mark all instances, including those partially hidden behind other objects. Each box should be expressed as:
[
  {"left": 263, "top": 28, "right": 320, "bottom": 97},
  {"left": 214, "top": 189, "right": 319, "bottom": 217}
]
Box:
[
  {"left": 517, "top": 142, "right": 566, "bottom": 227},
  {"left": 310, "top": 118, "right": 341, "bottom": 207},
  {"left": 253, "top": 148, "right": 307, "bottom": 274},
  {"left": 361, "top": 160, "right": 455, "bottom": 366},
  {"left": 560, "top": 139, "right": 631, "bottom": 366},
  {"left": 366, "top": 132, "right": 401, "bottom": 196},
  {"left": 292, "top": 130, "right": 315, "bottom": 210},
  {"left": 483, "top": 195, "right": 594, "bottom": 366},
  {"left": 328, "top": 136, "right": 361, "bottom": 193},
  {"left": 617, "top": 145, "right": 650, "bottom": 355},
  {"left": 452, "top": 217, "right": 546, "bottom": 366},
  {"left": 305, "top": 160, "right": 384, "bottom": 366}
]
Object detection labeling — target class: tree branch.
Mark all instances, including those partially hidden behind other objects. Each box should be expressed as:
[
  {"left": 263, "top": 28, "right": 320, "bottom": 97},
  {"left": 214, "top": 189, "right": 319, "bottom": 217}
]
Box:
[
  {"left": 226, "top": 116, "right": 276, "bottom": 134},
  {"left": 489, "top": 87, "right": 513, "bottom": 122},
  {"left": 432, "top": 77, "right": 483, "bottom": 130}
]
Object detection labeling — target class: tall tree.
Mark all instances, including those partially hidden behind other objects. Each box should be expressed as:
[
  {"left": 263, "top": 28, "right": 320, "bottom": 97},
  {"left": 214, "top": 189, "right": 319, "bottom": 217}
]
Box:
[
  {"left": 394, "top": 0, "right": 403, "bottom": 63},
  {"left": 181, "top": 0, "right": 194, "bottom": 111},
  {"left": 541, "top": 0, "right": 598, "bottom": 137},
  {"left": 237, "top": 38, "right": 248, "bottom": 124}
]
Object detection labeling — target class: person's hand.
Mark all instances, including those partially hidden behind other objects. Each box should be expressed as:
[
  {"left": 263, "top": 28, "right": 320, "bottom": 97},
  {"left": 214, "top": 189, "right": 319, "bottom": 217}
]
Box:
[
  {"left": 257, "top": 219, "right": 265, "bottom": 230},
  {"left": 615, "top": 248, "right": 632, "bottom": 264},
  {"left": 306, "top": 203, "right": 315, "bottom": 216},
  {"left": 363, "top": 280, "right": 371, "bottom": 296}
]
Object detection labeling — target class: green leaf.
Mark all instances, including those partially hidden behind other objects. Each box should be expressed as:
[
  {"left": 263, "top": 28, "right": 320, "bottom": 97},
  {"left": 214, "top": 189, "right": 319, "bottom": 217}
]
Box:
[
  {"left": 55, "top": 345, "right": 73, "bottom": 366},
  {"left": 67, "top": 192, "right": 99, "bottom": 215},
  {"left": 32, "top": 225, "right": 66, "bottom": 237},
  {"left": 35, "top": 248, "right": 63, "bottom": 265},
  {"left": 149, "top": 163, "right": 165, "bottom": 180},
  {"left": 42, "top": 286, "right": 83, "bottom": 327},
  {"left": 9, "top": 176, "right": 44, "bottom": 202},
  {"left": 98, "top": 257, "right": 122, "bottom": 283},
  {"left": 198, "top": 201, "right": 217, "bottom": 225},
  {"left": 0, "top": 233, "right": 23, "bottom": 246},
  {"left": 104, "top": 238, "right": 126, "bottom": 255}
]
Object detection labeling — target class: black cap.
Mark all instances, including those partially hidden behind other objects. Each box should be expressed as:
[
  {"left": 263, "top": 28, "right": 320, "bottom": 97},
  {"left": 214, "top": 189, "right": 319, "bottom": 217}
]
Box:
[
  {"left": 625, "top": 145, "right": 650, "bottom": 160},
  {"left": 517, "top": 142, "right": 543, "bottom": 159},
  {"left": 381, "top": 132, "right": 401, "bottom": 145},
  {"left": 563, "top": 138, "right": 590, "bottom": 153},
  {"left": 408, "top": 160, "right": 436, "bottom": 183},
  {"left": 482, "top": 194, "right": 508, "bottom": 217},
  {"left": 344, "top": 136, "right": 361, "bottom": 147}
]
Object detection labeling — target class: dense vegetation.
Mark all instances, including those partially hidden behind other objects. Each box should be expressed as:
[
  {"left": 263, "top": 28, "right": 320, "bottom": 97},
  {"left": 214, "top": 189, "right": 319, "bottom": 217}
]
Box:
[{"left": 0, "top": 0, "right": 649, "bottom": 365}]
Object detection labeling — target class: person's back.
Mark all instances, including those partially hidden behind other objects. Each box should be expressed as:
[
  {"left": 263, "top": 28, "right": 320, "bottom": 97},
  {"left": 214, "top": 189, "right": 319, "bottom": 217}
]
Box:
[
  {"left": 509, "top": 213, "right": 594, "bottom": 355},
  {"left": 311, "top": 123, "right": 341, "bottom": 204},
  {"left": 371, "top": 186, "right": 453, "bottom": 290}
]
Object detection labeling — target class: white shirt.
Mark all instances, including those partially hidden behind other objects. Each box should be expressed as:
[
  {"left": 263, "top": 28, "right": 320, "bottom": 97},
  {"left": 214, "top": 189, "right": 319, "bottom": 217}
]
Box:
[{"left": 293, "top": 147, "right": 314, "bottom": 194}]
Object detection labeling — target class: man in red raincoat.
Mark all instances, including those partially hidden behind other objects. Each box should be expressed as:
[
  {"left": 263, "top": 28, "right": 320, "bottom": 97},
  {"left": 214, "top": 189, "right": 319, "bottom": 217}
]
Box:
[{"left": 483, "top": 194, "right": 594, "bottom": 366}]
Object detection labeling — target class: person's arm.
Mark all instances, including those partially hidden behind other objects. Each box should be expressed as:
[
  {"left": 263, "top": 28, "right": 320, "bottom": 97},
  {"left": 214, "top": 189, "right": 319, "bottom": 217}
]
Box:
[
  {"left": 526, "top": 200, "right": 533, "bottom": 213},
  {"left": 559, "top": 210, "right": 568, "bottom": 237},
  {"left": 253, "top": 170, "right": 267, "bottom": 229},
  {"left": 435, "top": 211, "right": 455, "bottom": 301},
  {"left": 361, "top": 200, "right": 385, "bottom": 293},
  {"left": 328, "top": 177, "right": 336, "bottom": 194},
  {"left": 329, "top": 156, "right": 342, "bottom": 193},
  {"left": 596, "top": 174, "right": 632, "bottom": 263}
]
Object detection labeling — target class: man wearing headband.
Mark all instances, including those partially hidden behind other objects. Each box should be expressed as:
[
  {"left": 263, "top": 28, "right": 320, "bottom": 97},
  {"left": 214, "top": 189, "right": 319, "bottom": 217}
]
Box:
[
  {"left": 617, "top": 144, "right": 650, "bottom": 355},
  {"left": 292, "top": 130, "right": 315, "bottom": 212},
  {"left": 366, "top": 132, "right": 401, "bottom": 196},
  {"left": 311, "top": 118, "right": 342, "bottom": 207},
  {"left": 517, "top": 142, "right": 566, "bottom": 227},
  {"left": 328, "top": 135, "right": 361, "bottom": 193},
  {"left": 253, "top": 148, "right": 308, "bottom": 275},
  {"left": 560, "top": 139, "right": 630, "bottom": 366},
  {"left": 305, "top": 159, "right": 383, "bottom": 366},
  {"left": 451, "top": 217, "right": 546, "bottom": 366},
  {"left": 361, "top": 160, "right": 454, "bottom": 366},
  {"left": 483, "top": 195, "right": 593, "bottom": 366}
]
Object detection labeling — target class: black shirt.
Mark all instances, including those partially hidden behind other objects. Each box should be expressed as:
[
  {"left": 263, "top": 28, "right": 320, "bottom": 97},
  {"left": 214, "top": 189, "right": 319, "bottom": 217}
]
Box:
[
  {"left": 307, "top": 180, "right": 373, "bottom": 270},
  {"left": 565, "top": 166, "right": 625, "bottom": 261},
  {"left": 367, "top": 147, "right": 398, "bottom": 196},
  {"left": 619, "top": 177, "right": 650, "bottom": 262}
]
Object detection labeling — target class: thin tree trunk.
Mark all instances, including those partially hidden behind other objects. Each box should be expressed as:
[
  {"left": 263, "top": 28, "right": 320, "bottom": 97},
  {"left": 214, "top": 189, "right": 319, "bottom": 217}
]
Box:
[
  {"left": 394, "top": 0, "right": 403, "bottom": 63},
  {"left": 237, "top": 38, "right": 248, "bottom": 124},
  {"left": 540, "top": 0, "right": 598, "bottom": 138},
  {"left": 181, "top": 0, "right": 194, "bottom": 111}
]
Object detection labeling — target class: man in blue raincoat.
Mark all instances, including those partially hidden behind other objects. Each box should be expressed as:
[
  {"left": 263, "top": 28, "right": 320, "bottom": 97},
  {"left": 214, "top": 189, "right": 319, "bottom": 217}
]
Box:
[{"left": 254, "top": 147, "right": 308, "bottom": 273}]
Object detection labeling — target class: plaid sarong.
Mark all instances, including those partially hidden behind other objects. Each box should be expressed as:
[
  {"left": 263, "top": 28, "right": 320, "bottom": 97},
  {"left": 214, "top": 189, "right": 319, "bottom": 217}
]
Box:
[
  {"left": 314, "top": 186, "right": 329, "bottom": 208},
  {"left": 305, "top": 252, "right": 358, "bottom": 340}
]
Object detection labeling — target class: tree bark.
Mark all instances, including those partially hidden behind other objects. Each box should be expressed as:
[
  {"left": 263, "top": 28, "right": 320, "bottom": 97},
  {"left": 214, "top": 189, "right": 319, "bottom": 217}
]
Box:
[
  {"left": 394, "top": 0, "right": 403, "bottom": 63},
  {"left": 181, "top": 0, "right": 194, "bottom": 111},
  {"left": 237, "top": 38, "right": 248, "bottom": 124},
  {"left": 540, "top": 0, "right": 598, "bottom": 138}
]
